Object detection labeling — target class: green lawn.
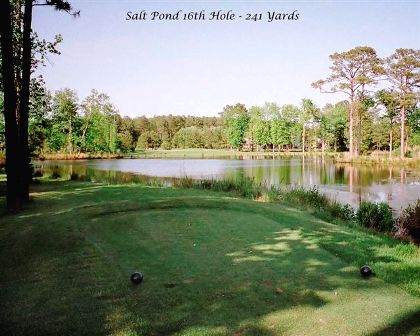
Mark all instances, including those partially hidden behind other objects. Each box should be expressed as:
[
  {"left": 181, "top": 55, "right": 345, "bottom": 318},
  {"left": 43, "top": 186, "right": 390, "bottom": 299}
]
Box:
[{"left": 0, "top": 181, "right": 419, "bottom": 335}]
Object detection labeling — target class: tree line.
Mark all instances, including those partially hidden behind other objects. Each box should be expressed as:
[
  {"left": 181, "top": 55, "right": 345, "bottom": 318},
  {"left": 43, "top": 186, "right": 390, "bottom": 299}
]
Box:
[
  {"left": 0, "top": 87, "right": 226, "bottom": 155},
  {"left": 1, "top": 84, "right": 418, "bottom": 158}
]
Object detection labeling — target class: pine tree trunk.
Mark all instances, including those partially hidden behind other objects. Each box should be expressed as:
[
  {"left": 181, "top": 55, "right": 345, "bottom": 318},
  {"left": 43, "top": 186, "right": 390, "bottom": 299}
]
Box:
[
  {"left": 400, "top": 104, "right": 405, "bottom": 159},
  {"left": 302, "top": 126, "right": 305, "bottom": 154},
  {"left": 389, "top": 126, "right": 392, "bottom": 158},
  {"left": 0, "top": 0, "right": 22, "bottom": 210},
  {"left": 349, "top": 94, "right": 355, "bottom": 157},
  {"left": 19, "top": 0, "right": 34, "bottom": 203}
]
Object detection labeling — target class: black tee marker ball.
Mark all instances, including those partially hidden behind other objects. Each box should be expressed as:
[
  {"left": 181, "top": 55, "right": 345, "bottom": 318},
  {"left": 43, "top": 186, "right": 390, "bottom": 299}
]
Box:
[
  {"left": 131, "top": 272, "right": 144, "bottom": 284},
  {"left": 360, "top": 265, "right": 374, "bottom": 278}
]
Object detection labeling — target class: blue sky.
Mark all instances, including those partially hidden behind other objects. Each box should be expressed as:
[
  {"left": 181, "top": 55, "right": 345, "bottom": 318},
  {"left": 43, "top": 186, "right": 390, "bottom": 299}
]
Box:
[{"left": 33, "top": 1, "right": 420, "bottom": 118}]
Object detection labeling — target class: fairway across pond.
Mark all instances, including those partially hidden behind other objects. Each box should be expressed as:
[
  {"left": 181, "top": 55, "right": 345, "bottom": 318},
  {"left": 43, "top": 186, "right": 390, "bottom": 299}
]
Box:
[{"left": 0, "top": 182, "right": 419, "bottom": 335}]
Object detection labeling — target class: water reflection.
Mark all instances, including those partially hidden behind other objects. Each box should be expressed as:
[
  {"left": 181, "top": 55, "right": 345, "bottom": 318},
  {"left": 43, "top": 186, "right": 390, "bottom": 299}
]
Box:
[{"left": 35, "top": 158, "right": 420, "bottom": 213}]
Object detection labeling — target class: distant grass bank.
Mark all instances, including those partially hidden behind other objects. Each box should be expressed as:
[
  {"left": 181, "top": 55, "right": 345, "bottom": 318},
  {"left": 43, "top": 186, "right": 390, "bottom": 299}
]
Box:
[
  {"left": 19, "top": 149, "right": 419, "bottom": 168},
  {"left": 0, "top": 180, "right": 419, "bottom": 335},
  {"left": 131, "top": 148, "right": 328, "bottom": 159},
  {"left": 130, "top": 149, "right": 420, "bottom": 166},
  {"left": 39, "top": 152, "right": 124, "bottom": 160}
]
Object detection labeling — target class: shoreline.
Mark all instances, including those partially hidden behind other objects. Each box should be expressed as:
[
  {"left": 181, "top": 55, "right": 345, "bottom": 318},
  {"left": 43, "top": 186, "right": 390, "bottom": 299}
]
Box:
[{"left": 34, "top": 149, "right": 420, "bottom": 167}]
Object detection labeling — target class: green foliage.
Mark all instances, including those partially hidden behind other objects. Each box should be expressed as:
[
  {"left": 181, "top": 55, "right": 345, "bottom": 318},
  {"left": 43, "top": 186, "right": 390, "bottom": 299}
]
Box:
[
  {"left": 356, "top": 201, "right": 394, "bottom": 232},
  {"left": 201, "top": 127, "right": 226, "bottom": 149},
  {"left": 407, "top": 108, "right": 420, "bottom": 146},
  {"left": 320, "top": 102, "right": 349, "bottom": 151},
  {"left": 248, "top": 106, "right": 271, "bottom": 148},
  {"left": 395, "top": 200, "right": 420, "bottom": 245},
  {"left": 329, "top": 202, "right": 356, "bottom": 221},
  {"left": 49, "top": 88, "right": 80, "bottom": 153},
  {"left": 171, "top": 126, "right": 204, "bottom": 148},
  {"left": 282, "top": 185, "right": 330, "bottom": 210},
  {"left": 117, "top": 116, "right": 136, "bottom": 152},
  {"left": 136, "top": 130, "right": 161, "bottom": 149},
  {"left": 28, "top": 81, "right": 52, "bottom": 156},
  {"left": 221, "top": 103, "right": 250, "bottom": 149},
  {"left": 117, "top": 131, "right": 135, "bottom": 152},
  {"left": 81, "top": 90, "right": 118, "bottom": 153}
]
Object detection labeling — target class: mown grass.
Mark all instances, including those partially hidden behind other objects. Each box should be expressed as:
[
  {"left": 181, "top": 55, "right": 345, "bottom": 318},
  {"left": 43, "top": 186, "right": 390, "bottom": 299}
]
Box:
[{"left": 0, "top": 180, "right": 419, "bottom": 336}]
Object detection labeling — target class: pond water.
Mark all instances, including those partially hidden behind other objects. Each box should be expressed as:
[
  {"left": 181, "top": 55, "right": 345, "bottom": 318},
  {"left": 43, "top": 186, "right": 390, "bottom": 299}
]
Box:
[{"left": 35, "top": 157, "right": 420, "bottom": 214}]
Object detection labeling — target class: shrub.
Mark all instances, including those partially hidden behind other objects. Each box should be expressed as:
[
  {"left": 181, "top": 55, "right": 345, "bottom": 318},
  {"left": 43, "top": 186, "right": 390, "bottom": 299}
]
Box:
[
  {"left": 50, "top": 171, "right": 61, "bottom": 179},
  {"left": 330, "top": 202, "right": 355, "bottom": 221},
  {"left": 395, "top": 200, "right": 420, "bottom": 245},
  {"left": 284, "top": 186, "right": 330, "bottom": 210},
  {"left": 70, "top": 172, "right": 79, "bottom": 181},
  {"left": 356, "top": 201, "right": 394, "bottom": 232}
]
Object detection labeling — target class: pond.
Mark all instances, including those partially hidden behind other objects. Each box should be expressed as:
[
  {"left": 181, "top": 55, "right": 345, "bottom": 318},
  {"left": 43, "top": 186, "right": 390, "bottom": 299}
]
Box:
[{"left": 35, "top": 157, "right": 420, "bottom": 214}]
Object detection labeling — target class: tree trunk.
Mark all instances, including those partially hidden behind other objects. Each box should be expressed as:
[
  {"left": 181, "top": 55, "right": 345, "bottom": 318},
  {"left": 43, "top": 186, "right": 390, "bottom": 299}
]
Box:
[
  {"left": 302, "top": 125, "right": 305, "bottom": 154},
  {"left": 0, "top": 0, "right": 22, "bottom": 210},
  {"left": 349, "top": 93, "right": 355, "bottom": 157},
  {"left": 68, "top": 113, "right": 73, "bottom": 154},
  {"left": 357, "top": 109, "right": 362, "bottom": 155},
  {"left": 19, "top": 0, "right": 34, "bottom": 203},
  {"left": 389, "top": 124, "right": 392, "bottom": 159},
  {"left": 400, "top": 104, "right": 405, "bottom": 159}
]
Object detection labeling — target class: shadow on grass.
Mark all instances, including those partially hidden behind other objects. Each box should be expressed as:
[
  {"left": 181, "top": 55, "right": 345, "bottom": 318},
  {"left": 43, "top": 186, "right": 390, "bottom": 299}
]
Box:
[
  {"left": 368, "top": 310, "right": 420, "bottom": 336},
  {"left": 1, "top": 181, "right": 419, "bottom": 336}
]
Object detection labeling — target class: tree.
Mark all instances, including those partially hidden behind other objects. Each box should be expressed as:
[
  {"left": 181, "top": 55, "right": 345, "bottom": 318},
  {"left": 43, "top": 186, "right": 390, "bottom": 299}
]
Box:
[
  {"left": 117, "top": 116, "right": 136, "bottom": 152},
  {"left": 312, "top": 46, "right": 383, "bottom": 156},
  {"left": 28, "top": 81, "right": 52, "bottom": 156},
  {"left": 384, "top": 49, "right": 420, "bottom": 158},
  {"left": 172, "top": 127, "right": 204, "bottom": 149},
  {"left": 0, "top": 0, "right": 20, "bottom": 208},
  {"left": 407, "top": 107, "right": 420, "bottom": 147},
  {"left": 376, "top": 90, "right": 400, "bottom": 157},
  {"left": 319, "top": 102, "right": 349, "bottom": 152},
  {"left": 137, "top": 130, "right": 161, "bottom": 149},
  {"left": 82, "top": 91, "right": 118, "bottom": 153},
  {"left": 220, "top": 103, "right": 249, "bottom": 149},
  {"left": 248, "top": 106, "right": 271, "bottom": 150},
  {"left": 300, "top": 99, "right": 320, "bottom": 153},
  {"left": 51, "top": 88, "right": 79, "bottom": 153},
  {"left": 0, "top": 0, "right": 78, "bottom": 209},
  {"left": 281, "top": 104, "right": 302, "bottom": 149}
]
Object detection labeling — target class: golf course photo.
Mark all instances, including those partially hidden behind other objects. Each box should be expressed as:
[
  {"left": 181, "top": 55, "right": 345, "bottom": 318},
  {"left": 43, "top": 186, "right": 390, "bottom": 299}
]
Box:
[{"left": 0, "top": 1, "right": 419, "bottom": 335}]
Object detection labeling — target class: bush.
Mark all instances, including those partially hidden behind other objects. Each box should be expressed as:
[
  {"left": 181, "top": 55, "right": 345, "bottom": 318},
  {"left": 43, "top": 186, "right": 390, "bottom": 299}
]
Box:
[
  {"left": 395, "top": 200, "right": 420, "bottom": 245},
  {"left": 356, "top": 201, "right": 394, "bottom": 232},
  {"left": 70, "top": 172, "right": 79, "bottom": 181},
  {"left": 284, "top": 186, "right": 330, "bottom": 210},
  {"left": 50, "top": 171, "right": 61, "bottom": 179},
  {"left": 330, "top": 202, "right": 355, "bottom": 221}
]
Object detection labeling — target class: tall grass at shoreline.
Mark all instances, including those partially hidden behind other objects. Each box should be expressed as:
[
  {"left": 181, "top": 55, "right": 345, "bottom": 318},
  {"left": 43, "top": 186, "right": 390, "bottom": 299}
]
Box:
[{"left": 173, "top": 177, "right": 356, "bottom": 219}]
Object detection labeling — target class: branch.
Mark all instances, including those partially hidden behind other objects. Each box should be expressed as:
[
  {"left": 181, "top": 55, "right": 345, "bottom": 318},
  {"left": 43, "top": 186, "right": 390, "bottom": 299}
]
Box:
[{"left": 33, "top": 1, "right": 80, "bottom": 17}]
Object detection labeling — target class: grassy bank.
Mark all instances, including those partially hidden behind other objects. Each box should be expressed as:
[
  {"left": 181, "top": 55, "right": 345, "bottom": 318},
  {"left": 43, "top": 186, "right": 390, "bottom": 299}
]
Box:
[
  {"left": 0, "top": 180, "right": 419, "bottom": 335},
  {"left": 130, "top": 149, "right": 420, "bottom": 166},
  {"left": 39, "top": 152, "right": 124, "bottom": 160},
  {"left": 131, "top": 149, "right": 333, "bottom": 159}
]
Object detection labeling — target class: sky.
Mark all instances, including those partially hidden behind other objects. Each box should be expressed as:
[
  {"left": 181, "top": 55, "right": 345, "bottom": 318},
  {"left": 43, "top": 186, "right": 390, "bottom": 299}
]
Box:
[{"left": 33, "top": 0, "right": 420, "bottom": 118}]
